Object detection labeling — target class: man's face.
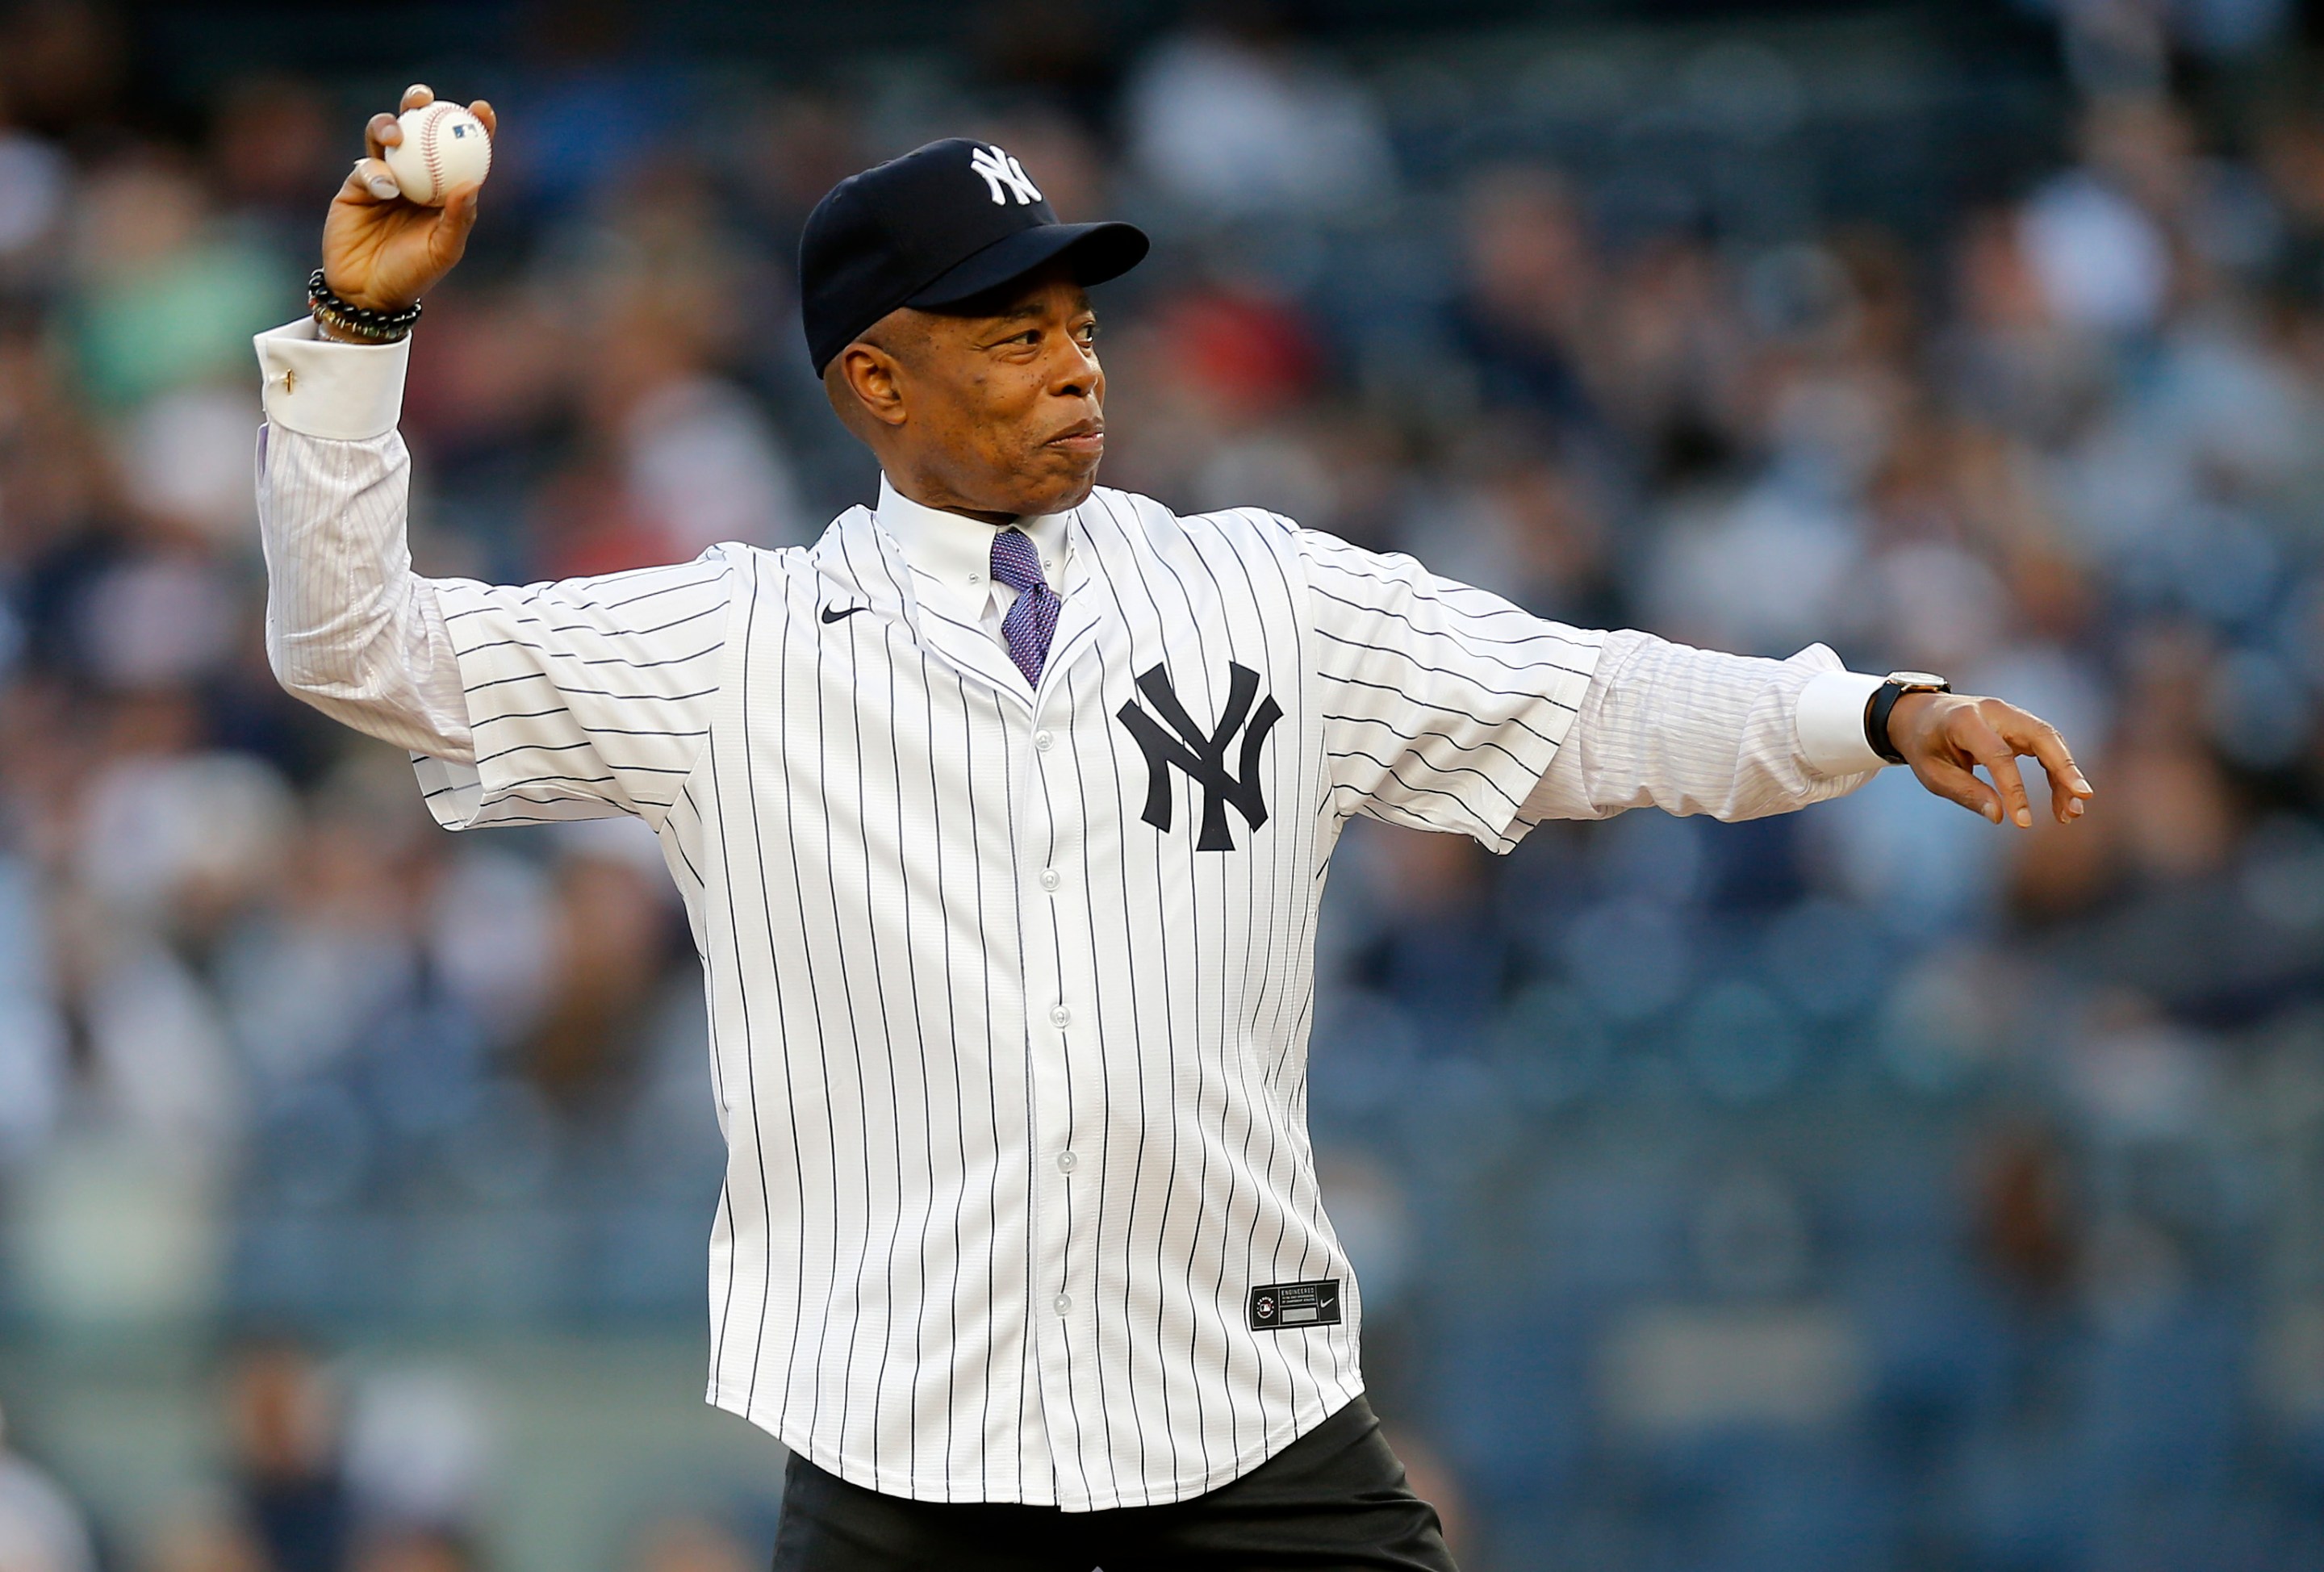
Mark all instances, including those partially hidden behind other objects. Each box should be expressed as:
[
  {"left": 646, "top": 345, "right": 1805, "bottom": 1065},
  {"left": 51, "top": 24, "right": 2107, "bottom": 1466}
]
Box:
[{"left": 834, "top": 266, "right": 1107, "bottom": 520}]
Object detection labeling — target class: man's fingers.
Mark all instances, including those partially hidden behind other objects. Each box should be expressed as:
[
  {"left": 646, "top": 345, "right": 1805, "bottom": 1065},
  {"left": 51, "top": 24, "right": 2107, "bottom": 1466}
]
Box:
[
  {"left": 1918, "top": 754, "right": 2004, "bottom": 823},
  {"left": 1958, "top": 713, "right": 2035, "bottom": 827},
  {"left": 1986, "top": 749, "right": 2034, "bottom": 830},
  {"left": 469, "top": 99, "right": 497, "bottom": 138},
  {"left": 341, "top": 157, "right": 402, "bottom": 205},
  {"left": 1996, "top": 708, "right": 2093, "bottom": 823},
  {"left": 433, "top": 185, "right": 483, "bottom": 265},
  {"left": 368, "top": 89, "right": 429, "bottom": 163},
  {"left": 1898, "top": 693, "right": 2096, "bottom": 830}
]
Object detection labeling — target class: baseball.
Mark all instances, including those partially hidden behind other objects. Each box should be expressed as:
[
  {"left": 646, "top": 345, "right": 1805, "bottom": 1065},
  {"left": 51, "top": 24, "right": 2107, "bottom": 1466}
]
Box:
[{"left": 382, "top": 100, "right": 492, "bottom": 206}]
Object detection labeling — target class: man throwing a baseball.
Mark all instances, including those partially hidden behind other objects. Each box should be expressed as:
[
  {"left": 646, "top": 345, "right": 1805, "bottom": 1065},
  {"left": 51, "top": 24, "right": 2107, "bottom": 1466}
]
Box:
[{"left": 257, "top": 87, "right": 2093, "bottom": 1570}]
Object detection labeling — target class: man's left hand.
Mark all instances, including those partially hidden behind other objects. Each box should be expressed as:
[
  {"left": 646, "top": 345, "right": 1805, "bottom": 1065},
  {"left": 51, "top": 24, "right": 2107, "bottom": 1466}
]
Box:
[{"left": 1887, "top": 692, "right": 2094, "bottom": 827}]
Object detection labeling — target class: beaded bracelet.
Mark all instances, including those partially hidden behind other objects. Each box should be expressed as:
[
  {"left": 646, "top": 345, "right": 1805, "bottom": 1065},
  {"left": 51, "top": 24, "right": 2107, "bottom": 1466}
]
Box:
[{"left": 307, "top": 267, "right": 423, "bottom": 344}]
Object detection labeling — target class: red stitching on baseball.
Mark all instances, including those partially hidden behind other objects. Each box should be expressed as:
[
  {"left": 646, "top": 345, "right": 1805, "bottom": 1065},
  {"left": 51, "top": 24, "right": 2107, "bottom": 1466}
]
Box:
[{"left": 423, "top": 103, "right": 446, "bottom": 200}]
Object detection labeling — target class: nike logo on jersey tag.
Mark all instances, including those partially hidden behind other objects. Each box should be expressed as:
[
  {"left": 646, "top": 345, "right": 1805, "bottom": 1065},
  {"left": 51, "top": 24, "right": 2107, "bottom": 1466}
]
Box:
[
  {"left": 1249, "top": 1278, "right": 1342, "bottom": 1331},
  {"left": 821, "top": 604, "right": 868, "bottom": 623}
]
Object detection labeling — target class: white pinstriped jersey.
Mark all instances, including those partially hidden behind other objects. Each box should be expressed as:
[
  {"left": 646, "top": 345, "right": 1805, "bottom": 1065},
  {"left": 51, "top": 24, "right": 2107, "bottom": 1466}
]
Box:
[
  {"left": 252, "top": 318, "right": 1889, "bottom": 1511},
  {"left": 426, "top": 494, "right": 1597, "bottom": 1510}
]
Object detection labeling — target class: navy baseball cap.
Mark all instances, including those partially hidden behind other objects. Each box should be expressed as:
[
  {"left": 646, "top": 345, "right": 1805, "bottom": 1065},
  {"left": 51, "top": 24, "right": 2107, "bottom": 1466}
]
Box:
[{"left": 800, "top": 137, "right": 1149, "bottom": 375}]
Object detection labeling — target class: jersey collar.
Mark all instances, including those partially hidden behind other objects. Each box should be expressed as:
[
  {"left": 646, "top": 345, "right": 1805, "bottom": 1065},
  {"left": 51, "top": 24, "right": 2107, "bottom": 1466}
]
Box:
[{"left": 875, "top": 474, "right": 1072, "bottom": 626}]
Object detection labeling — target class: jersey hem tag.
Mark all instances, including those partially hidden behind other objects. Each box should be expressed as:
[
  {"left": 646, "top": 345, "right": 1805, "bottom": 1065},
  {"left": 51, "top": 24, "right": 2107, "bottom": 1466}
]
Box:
[{"left": 1249, "top": 1278, "right": 1341, "bottom": 1331}]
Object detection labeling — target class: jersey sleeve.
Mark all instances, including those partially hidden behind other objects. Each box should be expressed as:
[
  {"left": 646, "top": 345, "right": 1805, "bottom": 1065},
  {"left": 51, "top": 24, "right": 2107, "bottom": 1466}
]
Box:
[
  {"left": 412, "top": 551, "right": 737, "bottom": 831},
  {"left": 1297, "top": 527, "right": 1606, "bottom": 851},
  {"left": 1518, "top": 630, "right": 1887, "bottom": 824}
]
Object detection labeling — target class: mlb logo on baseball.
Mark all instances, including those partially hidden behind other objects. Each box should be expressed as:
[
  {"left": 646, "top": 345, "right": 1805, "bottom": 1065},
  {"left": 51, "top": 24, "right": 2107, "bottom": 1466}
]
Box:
[{"left": 382, "top": 98, "right": 493, "bottom": 205}]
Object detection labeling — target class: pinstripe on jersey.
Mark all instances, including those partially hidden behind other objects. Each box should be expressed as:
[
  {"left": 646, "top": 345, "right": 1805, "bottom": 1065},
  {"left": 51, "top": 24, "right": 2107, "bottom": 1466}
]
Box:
[{"left": 404, "top": 487, "right": 1601, "bottom": 1510}]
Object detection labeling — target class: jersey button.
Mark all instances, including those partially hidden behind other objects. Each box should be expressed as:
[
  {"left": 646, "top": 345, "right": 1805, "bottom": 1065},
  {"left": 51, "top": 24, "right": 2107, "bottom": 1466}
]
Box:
[
  {"left": 1049, "top": 1005, "right": 1071, "bottom": 1028},
  {"left": 1039, "top": 868, "right": 1060, "bottom": 892},
  {"left": 1035, "top": 730, "right": 1054, "bottom": 751},
  {"left": 1057, "top": 1150, "right": 1077, "bottom": 1173},
  {"left": 1054, "top": 1294, "right": 1072, "bottom": 1316}
]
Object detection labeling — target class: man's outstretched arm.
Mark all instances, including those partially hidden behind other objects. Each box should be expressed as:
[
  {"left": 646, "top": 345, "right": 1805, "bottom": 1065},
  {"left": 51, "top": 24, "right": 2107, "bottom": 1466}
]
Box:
[
  {"left": 1525, "top": 629, "right": 2091, "bottom": 826},
  {"left": 1299, "top": 528, "right": 2092, "bottom": 841}
]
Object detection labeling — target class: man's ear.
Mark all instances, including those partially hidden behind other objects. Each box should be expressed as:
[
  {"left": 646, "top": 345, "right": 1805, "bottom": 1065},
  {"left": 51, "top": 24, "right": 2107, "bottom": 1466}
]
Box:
[{"left": 834, "top": 341, "right": 909, "bottom": 429}]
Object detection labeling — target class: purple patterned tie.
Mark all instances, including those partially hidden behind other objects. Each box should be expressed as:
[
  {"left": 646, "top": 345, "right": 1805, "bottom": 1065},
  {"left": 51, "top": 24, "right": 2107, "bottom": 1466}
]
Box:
[{"left": 990, "top": 527, "right": 1060, "bottom": 686}]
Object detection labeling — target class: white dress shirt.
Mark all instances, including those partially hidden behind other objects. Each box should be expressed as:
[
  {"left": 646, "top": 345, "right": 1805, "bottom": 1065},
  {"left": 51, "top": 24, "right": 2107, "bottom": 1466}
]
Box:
[
  {"left": 253, "top": 317, "right": 1887, "bottom": 1512},
  {"left": 879, "top": 475, "right": 1069, "bottom": 633}
]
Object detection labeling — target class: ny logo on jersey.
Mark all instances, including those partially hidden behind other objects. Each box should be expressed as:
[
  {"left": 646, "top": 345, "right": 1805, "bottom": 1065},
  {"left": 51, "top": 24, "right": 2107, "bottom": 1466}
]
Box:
[
  {"left": 1117, "top": 662, "right": 1281, "bottom": 851},
  {"left": 968, "top": 144, "right": 1043, "bottom": 207}
]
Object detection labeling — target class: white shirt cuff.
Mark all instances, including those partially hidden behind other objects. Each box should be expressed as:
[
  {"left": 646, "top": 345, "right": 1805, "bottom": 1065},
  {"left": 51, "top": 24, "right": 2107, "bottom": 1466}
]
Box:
[
  {"left": 253, "top": 317, "right": 412, "bottom": 441},
  {"left": 1794, "top": 667, "right": 1890, "bottom": 777}
]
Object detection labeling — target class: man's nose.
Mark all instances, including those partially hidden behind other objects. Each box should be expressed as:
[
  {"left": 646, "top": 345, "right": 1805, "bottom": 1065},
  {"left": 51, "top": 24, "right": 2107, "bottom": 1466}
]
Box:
[{"left": 1050, "top": 341, "right": 1100, "bottom": 399}]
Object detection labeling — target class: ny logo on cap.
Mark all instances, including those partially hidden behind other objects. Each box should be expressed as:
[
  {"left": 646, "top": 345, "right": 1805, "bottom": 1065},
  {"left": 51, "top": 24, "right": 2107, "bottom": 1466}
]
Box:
[{"left": 968, "top": 144, "right": 1043, "bottom": 207}]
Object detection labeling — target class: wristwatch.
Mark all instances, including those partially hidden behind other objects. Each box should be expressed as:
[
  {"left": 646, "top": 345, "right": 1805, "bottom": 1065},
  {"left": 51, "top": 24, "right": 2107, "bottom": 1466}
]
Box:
[{"left": 1865, "top": 671, "right": 1950, "bottom": 765}]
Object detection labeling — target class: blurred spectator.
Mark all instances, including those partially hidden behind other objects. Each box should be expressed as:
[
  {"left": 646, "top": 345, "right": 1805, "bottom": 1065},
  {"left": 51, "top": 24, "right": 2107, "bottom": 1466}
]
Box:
[
  {"left": 346, "top": 1527, "right": 479, "bottom": 1572},
  {"left": 1975, "top": 1123, "right": 2080, "bottom": 1303},
  {"left": 1122, "top": 15, "right": 1394, "bottom": 221},
  {"left": 139, "top": 1508, "right": 267, "bottom": 1572},
  {"left": 515, "top": 836, "right": 679, "bottom": 1110},
  {"left": 491, "top": 0, "right": 686, "bottom": 215},
  {"left": 625, "top": 1516, "right": 754, "bottom": 1572},
  {"left": 224, "top": 1340, "right": 351, "bottom": 1572},
  {"left": 64, "top": 153, "right": 277, "bottom": 411},
  {"left": 208, "top": 75, "right": 338, "bottom": 262},
  {"left": 1352, "top": 829, "right": 1511, "bottom": 1034},
  {"left": 2021, "top": 151, "right": 2173, "bottom": 337},
  {"left": 0, "top": 2, "right": 124, "bottom": 140},
  {"left": 1398, "top": 433, "right": 1611, "bottom": 621},
  {"left": 341, "top": 1366, "right": 495, "bottom": 1538},
  {"left": 0, "top": 123, "right": 68, "bottom": 270},
  {"left": 0, "top": 1403, "right": 93, "bottom": 1572},
  {"left": 1449, "top": 165, "right": 1605, "bottom": 437}
]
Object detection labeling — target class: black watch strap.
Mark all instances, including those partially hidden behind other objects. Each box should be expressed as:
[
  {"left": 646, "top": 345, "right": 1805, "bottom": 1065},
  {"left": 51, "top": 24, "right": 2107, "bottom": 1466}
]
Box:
[
  {"left": 1866, "top": 673, "right": 1950, "bottom": 765},
  {"left": 1866, "top": 684, "right": 1910, "bottom": 765}
]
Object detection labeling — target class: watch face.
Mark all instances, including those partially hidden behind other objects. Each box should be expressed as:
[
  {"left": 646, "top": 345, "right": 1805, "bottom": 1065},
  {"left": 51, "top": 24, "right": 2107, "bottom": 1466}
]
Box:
[{"left": 1886, "top": 671, "right": 1949, "bottom": 688}]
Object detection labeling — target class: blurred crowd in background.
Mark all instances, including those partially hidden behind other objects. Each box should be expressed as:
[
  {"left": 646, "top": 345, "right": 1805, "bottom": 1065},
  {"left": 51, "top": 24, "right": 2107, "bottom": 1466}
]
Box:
[{"left": 2, "top": 0, "right": 2324, "bottom": 1567}]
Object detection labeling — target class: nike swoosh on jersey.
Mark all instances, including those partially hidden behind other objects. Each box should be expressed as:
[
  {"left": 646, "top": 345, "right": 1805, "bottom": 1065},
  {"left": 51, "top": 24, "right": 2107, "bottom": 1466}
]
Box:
[{"left": 821, "top": 604, "right": 868, "bottom": 623}]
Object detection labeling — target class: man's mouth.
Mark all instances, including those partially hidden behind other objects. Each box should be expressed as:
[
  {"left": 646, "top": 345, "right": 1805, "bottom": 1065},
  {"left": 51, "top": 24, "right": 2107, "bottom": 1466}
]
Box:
[{"left": 1047, "top": 419, "right": 1105, "bottom": 453}]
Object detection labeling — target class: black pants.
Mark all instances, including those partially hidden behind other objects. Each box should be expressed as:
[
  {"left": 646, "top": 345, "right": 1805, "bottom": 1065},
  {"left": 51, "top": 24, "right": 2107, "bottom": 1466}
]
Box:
[{"left": 770, "top": 1396, "right": 1458, "bottom": 1571}]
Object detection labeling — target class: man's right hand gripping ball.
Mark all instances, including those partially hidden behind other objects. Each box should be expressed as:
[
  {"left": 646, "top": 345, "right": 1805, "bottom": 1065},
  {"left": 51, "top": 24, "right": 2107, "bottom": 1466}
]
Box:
[{"left": 320, "top": 83, "right": 495, "bottom": 332}]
